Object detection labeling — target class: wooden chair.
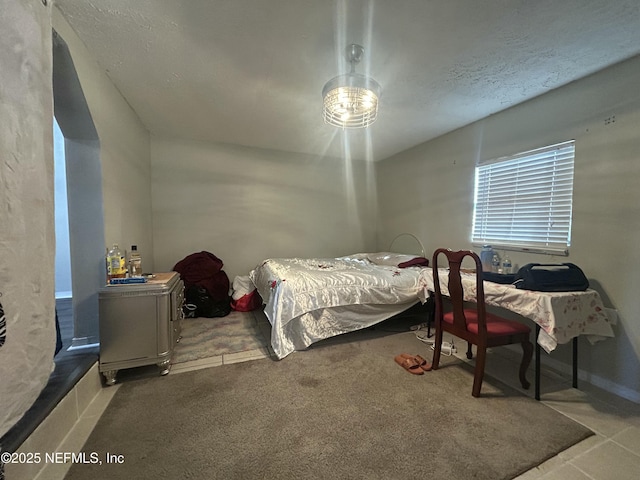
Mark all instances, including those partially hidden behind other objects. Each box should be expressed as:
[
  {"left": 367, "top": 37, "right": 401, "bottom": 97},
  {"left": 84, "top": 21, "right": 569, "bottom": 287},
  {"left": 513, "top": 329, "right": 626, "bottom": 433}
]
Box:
[{"left": 431, "top": 248, "right": 533, "bottom": 397}]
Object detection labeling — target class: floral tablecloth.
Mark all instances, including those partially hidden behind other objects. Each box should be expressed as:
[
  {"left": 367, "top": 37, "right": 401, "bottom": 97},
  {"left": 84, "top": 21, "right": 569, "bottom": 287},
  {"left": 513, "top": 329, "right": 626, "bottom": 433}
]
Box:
[{"left": 423, "top": 269, "right": 615, "bottom": 353}]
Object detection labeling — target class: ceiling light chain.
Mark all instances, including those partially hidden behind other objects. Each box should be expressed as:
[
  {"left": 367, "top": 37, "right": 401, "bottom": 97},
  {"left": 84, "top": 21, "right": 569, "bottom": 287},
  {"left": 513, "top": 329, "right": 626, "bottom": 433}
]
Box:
[{"left": 322, "top": 44, "right": 381, "bottom": 129}]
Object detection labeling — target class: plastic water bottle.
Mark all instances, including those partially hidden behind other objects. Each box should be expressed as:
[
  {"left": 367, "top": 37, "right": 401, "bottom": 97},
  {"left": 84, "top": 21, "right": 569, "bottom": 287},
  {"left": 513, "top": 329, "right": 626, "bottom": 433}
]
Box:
[
  {"left": 480, "top": 245, "right": 493, "bottom": 272},
  {"left": 129, "top": 245, "right": 143, "bottom": 277},
  {"left": 502, "top": 255, "right": 512, "bottom": 274},
  {"left": 491, "top": 253, "right": 501, "bottom": 273}
]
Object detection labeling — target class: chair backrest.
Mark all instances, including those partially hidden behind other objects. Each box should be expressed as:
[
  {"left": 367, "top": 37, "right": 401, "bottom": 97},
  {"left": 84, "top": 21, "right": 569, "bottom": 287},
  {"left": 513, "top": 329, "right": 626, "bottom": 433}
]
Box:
[{"left": 431, "top": 248, "right": 488, "bottom": 339}]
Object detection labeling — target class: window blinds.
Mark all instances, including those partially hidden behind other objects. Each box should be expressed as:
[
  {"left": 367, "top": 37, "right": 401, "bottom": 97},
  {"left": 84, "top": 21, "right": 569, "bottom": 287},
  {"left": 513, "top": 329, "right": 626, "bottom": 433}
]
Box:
[{"left": 472, "top": 140, "right": 575, "bottom": 255}]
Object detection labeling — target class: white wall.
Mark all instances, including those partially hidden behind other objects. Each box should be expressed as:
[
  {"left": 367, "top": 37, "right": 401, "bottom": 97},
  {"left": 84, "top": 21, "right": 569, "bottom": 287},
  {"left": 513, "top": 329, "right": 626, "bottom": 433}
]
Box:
[
  {"left": 52, "top": 9, "right": 154, "bottom": 271},
  {"left": 151, "top": 138, "right": 378, "bottom": 281},
  {"left": 377, "top": 54, "right": 640, "bottom": 402},
  {"left": 51, "top": 10, "right": 154, "bottom": 345}
]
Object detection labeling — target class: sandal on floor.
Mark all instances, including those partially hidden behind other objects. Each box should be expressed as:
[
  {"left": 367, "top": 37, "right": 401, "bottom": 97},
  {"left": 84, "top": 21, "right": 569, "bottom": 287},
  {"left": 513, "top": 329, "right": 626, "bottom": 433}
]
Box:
[
  {"left": 394, "top": 354, "right": 424, "bottom": 375},
  {"left": 413, "top": 354, "right": 433, "bottom": 371},
  {"left": 400, "top": 353, "right": 432, "bottom": 372}
]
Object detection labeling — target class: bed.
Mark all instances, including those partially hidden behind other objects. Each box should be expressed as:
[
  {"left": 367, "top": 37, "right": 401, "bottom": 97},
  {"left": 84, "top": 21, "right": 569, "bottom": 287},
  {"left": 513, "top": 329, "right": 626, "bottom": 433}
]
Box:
[{"left": 249, "top": 235, "right": 431, "bottom": 359}]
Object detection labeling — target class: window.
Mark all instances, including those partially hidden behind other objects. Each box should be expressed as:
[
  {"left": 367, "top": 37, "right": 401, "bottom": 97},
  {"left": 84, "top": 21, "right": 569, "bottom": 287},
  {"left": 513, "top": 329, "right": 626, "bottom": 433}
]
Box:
[{"left": 472, "top": 140, "right": 575, "bottom": 255}]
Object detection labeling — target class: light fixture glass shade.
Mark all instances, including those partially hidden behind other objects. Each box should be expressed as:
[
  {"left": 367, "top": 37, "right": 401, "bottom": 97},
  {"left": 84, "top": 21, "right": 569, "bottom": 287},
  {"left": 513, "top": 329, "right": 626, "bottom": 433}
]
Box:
[
  {"left": 322, "top": 44, "right": 381, "bottom": 129},
  {"left": 322, "top": 74, "right": 381, "bottom": 128}
]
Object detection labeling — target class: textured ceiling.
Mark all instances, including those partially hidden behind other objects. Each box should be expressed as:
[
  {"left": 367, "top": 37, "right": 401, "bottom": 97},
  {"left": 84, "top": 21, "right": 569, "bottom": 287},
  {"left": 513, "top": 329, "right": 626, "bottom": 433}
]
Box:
[{"left": 53, "top": 0, "right": 640, "bottom": 161}]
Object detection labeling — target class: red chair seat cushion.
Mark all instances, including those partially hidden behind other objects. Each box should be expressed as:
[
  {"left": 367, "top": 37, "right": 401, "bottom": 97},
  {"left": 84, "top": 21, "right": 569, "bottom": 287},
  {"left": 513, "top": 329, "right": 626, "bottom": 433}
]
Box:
[{"left": 443, "top": 310, "right": 530, "bottom": 336}]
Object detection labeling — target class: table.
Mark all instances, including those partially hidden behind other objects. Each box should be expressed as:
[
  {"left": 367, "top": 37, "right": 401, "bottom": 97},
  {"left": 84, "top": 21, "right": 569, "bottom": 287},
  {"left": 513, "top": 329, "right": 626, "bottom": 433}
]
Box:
[
  {"left": 421, "top": 269, "right": 615, "bottom": 399},
  {"left": 99, "top": 272, "right": 184, "bottom": 385}
]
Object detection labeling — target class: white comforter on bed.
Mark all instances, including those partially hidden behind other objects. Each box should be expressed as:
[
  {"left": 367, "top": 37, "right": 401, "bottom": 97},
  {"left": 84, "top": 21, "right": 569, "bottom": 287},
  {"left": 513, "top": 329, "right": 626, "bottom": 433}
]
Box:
[{"left": 249, "top": 254, "right": 429, "bottom": 359}]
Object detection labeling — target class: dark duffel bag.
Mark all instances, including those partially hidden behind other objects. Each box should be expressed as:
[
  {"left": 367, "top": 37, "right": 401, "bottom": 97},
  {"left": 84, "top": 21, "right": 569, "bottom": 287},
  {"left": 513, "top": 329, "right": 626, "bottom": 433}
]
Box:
[
  {"left": 513, "top": 263, "right": 589, "bottom": 292},
  {"left": 183, "top": 285, "right": 231, "bottom": 318}
]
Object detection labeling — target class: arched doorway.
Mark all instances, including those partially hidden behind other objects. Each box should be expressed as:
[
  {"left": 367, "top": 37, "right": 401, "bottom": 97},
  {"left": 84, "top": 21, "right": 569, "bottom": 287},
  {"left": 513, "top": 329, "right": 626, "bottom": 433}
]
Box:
[{"left": 53, "top": 29, "right": 105, "bottom": 352}]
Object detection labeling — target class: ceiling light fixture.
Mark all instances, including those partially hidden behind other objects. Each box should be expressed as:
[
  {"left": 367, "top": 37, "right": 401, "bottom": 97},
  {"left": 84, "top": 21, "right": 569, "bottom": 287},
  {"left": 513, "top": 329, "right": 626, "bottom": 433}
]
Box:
[{"left": 322, "top": 44, "right": 381, "bottom": 129}]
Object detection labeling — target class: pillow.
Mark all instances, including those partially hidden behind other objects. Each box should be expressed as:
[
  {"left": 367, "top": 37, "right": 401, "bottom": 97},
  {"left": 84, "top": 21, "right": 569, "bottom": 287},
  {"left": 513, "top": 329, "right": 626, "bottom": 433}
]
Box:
[
  {"left": 397, "top": 257, "right": 429, "bottom": 268},
  {"left": 367, "top": 252, "right": 429, "bottom": 268}
]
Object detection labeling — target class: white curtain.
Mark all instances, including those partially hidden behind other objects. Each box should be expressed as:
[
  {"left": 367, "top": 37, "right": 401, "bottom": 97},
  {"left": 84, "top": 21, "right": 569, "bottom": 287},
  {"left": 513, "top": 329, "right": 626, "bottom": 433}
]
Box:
[{"left": 0, "top": 0, "right": 56, "bottom": 439}]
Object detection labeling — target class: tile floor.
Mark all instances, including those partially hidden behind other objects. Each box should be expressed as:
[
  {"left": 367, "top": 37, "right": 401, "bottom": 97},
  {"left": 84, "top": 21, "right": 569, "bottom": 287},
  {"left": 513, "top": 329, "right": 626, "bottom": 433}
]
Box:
[
  {"left": 480, "top": 345, "right": 640, "bottom": 480},
  {"left": 22, "top": 313, "right": 640, "bottom": 480}
]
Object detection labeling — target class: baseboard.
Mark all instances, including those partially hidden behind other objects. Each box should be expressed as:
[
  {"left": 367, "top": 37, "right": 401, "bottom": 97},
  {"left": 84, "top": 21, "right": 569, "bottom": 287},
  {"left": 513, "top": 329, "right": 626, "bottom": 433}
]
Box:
[
  {"left": 539, "top": 353, "right": 640, "bottom": 404},
  {"left": 70, "top": 336, "right": 99, "bottom": 348},
  {"left": 502, "top": 343, "right": 640, "bottom": 404},
  {"left": 67, "top": 343, "right": 100, "bottom": 352}
]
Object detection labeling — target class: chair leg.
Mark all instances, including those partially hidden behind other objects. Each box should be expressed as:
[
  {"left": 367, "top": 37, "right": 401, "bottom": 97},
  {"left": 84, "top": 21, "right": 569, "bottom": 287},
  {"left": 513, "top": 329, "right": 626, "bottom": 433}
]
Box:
[
  {"left": 466, "top": 342, "right": 473, "bottom": 359},
  {"left": 432, "top": 328, "right": 444, "bottom": 370},
  {"left": 519, "top": 339, "right": 533, "bottom": 390},
  {"left": 472, "top": 346, "right": 487, "bottom": 397}
]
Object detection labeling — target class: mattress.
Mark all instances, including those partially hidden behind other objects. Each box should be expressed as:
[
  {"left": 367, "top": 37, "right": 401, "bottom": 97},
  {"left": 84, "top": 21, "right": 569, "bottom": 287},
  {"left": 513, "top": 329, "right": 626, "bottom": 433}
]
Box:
[{"left": 249, "top": 253, "right": 429, "bottom": 359}]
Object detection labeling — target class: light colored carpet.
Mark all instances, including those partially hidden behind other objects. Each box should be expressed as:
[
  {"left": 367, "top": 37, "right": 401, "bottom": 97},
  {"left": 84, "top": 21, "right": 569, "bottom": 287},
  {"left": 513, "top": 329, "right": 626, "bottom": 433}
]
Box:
[
  {"left": 66, "top": 329, "right": 592, "bottom": 480},
  {"left": 172, "top": 310, "right": 269, "bottom": 364}
]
